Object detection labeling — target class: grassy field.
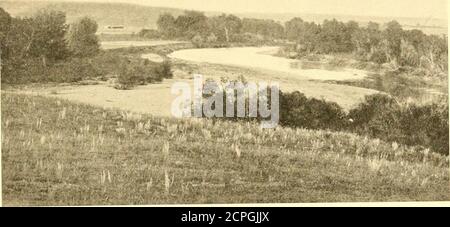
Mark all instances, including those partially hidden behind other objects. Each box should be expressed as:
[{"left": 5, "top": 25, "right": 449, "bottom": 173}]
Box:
[{"left": 2, "top": 93, "right": 449, "bottom": 206}]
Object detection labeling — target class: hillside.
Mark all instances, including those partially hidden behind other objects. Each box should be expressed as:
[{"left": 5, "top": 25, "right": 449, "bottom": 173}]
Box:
[
  {"left": 2, "top": 93, "right": 448, "bottom": 205},
  {"left": 1, "top": 1, "right": 446, "bottom": 35},
  {"left": 0, "top": 0, "right": 187, "bottom": 33}
]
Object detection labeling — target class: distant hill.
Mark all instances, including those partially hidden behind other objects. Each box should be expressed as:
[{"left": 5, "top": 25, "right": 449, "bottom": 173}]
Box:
[
  {"left": 0, "top": 1, "right": 188, "bottom": 34},
  {"left": 0, "top": 1, "right": 447, "bottom": 35}
]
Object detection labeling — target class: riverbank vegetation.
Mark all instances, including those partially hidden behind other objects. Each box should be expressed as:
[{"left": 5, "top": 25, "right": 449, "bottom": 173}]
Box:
[
  {"left": 148, "top": 11, "right": 447, "bottom": 79},
  {"left": 139, "top": 11, "right": 286, "bottom": 47},
  {"left": 150, "top": 11, "right": 448, "bottom": 99},
  {"left": 0, "top": 8, "right": 173, "bottom": 86},
  {"left": 280, "top": 18, "right": 448, "bottom": 105},
  {"left": 283, "top": 19, "right": 447, "bottom": 75}
]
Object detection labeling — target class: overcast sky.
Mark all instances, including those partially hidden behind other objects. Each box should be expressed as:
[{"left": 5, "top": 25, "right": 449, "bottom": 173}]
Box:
[{"left": 41, "top": 0, "right": 448, "bottom": 19}]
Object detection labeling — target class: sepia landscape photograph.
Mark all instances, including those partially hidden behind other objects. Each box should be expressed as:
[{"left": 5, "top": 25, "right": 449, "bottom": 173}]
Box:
[{"left": 0, "top": 0, "right": 448, "bottom": 206}]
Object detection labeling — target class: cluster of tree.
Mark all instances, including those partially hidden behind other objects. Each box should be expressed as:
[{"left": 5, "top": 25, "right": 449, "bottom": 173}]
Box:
[
  {"left": 0, "top": 7, "right": 100, "bottom": 82},
  {"left": 241, "top": 18, "right": 284, "bottom": 40},
  {"left": 155, "top": 11, "right": 284, "bottom": 43},
  {"left": 153, "top": 11, "right": 447, "bottom": 73},
  {"left": 284, "top": 18, "right": 448, "bottom": 73}
]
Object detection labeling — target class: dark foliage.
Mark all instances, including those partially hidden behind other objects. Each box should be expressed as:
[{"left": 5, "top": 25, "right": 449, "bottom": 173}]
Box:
[
  {"left": 349, "top": 94, "right": 449, "bottom": 155},
  {"left": 279, "top": 91, "right": 348, "bottom": 130},
  {"left": 152, "top": 11, "right": 284, "bottom": 45},
  {"left": 200, "top": 85, "right": 449, "bottom": 155},
  {"left": 1, "top": 57, "right": 101, "bottom": 84},
  {"left": 1, "top": 8, "right": 103, "bottom": 84},
  {"left": 115, "top": 59, "right": 173, "bottom": 90}
]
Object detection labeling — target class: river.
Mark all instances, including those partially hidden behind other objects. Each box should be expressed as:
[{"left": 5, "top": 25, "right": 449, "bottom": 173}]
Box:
[{"left": 168, "top": 46, "right": 368, "bottom": 81}]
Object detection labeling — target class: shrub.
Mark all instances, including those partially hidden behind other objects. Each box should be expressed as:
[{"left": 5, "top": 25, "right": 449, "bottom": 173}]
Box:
[
  {"left": 349, "top": 94, "right": 400, "bottom": 130},
  {"left": 192, "top": 35, "right": 204, "bottom": 48},
  {"left": 115, "top": 59, "right": 173, "bottom": 90},
  {"left": 151, "top": 60, "right": 173, "bottom": 81},
  {"left": 349, "top": 94, "right": 449, "bottom": 155},
  {"left": 90, "top": 51, "right": 125, "bottom": 75},
  {"left": 1, "top": 57, "right": 100, "bottom": 84},
  {"left": 399, "top": 102, "right": 449, "bottom": 156},
  {"left": 279, "top": 91, "right": 348, "bottom": 131},
  {"left": 138, "top": 29, "right": 162, "bottom": 39},
  {"left": 370, "top": 50, "right": 388, "bottom": 64},
  {"left": 115, "top": 62, "right": 146, "bottom": 90},
  {"left": 47, "top": 58, "right": 100, "bottom": 82}
]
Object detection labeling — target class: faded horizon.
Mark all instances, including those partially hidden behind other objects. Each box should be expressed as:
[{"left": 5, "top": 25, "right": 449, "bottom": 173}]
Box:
[{"left": 10, "top": 0, "right": 449, "bottom": 20}]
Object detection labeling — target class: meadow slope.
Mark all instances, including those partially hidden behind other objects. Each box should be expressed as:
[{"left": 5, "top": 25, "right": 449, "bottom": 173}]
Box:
[{"left": 2, "top": 93, "right": 449, "bottom": 205}]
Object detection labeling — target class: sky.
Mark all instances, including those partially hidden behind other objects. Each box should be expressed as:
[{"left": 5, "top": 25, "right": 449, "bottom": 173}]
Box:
[{"left": 39, "top": 0, "right": 448, "bottom": 19}]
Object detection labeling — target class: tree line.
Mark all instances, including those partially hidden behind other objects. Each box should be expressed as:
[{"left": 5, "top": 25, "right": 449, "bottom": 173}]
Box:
[
  {"left": 149, "top": 11, "right": 447, "bottom": 74},
  {"left": 141, "top": 11, "right": 284, "bottom": 44},
  {"left": 285, "top": 18, "right": 447, "bottom": 73}
]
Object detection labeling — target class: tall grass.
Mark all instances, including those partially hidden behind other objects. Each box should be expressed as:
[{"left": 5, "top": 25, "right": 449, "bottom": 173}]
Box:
[{"left": 2, "top": 93, "right": 448, "bottom": 205}]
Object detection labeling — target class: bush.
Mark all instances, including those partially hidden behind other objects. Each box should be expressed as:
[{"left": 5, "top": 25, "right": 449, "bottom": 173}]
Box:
[
  {"left": 370, "top": 50, "right": 388, "bottom": 64},
  {"left": 399, "top": 102, "right": 449, "bottom": 155},
  {"left": 349, "top": 94, "right": 449, "bottom": 155},
  {"left": 349, "top": 94, "right": 400, "bottom": 130},
  {"left": 47, "top": 58, "right": 100, "bottom": 82},
  {"left": 1, "top": 57, "right": 100, "bottom": 84},
  {"left": 151, "top": 60, "right": 173, "bottom": 81},
  {"left": 138, "top": 29, "right": 162, "bottom": 39},
  {"left": 115, "top": 59, "right": 173, "bottom": 90},
  {"left": 192, "top": 35, "right": 204, "bottom": 48},
  {"left": 279, "top": 91, "right": 348, "bottom": 131},
  {"left": 115, "top": 62, "right": 147, "bottom": 90},
  {"left": 91, "top": 51, "right": 125, "bottom": 75}
]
